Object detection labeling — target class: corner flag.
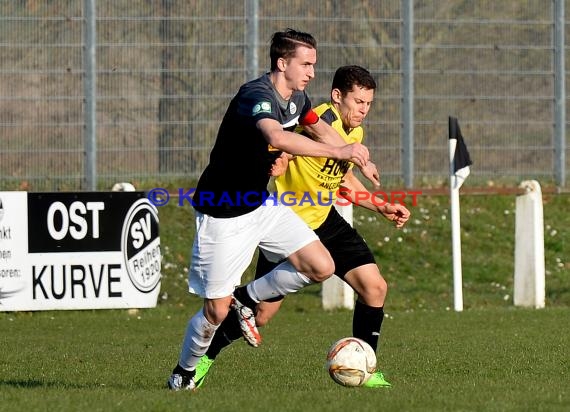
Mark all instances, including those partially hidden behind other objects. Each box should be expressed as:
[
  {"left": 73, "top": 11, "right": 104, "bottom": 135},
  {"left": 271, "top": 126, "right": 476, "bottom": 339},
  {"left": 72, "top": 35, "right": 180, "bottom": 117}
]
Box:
[
  {"left": 448, "top": 116, "right": 472, "bottom": 312},
  {"left": 449, "top": 117, "right": 472, "bottom": 189}
]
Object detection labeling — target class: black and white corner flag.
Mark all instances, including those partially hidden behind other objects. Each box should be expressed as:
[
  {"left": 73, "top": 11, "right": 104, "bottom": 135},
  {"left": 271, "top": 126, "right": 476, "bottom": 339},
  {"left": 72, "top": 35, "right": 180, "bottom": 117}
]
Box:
[
  {"left": 448, "top": 116, "right": 473, "bottom": 312},
  {"left": 449, "top": 117, "right": 473, "bottom": 189}
]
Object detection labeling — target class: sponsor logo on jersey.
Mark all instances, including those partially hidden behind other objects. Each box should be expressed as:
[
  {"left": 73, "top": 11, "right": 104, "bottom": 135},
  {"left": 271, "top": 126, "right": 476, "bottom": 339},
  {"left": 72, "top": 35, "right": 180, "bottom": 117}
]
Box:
[
  {"left": 289, "top": 102, "right": 297, "bottom": 114},
  {"left": 253, "top": 101, "right": 272, "bottom": 115}
]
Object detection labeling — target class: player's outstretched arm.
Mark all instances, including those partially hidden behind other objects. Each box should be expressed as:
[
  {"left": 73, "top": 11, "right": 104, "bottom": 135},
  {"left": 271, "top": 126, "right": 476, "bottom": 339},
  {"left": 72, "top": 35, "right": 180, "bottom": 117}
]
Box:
[
  {"left": 378, "top": 202, "right": 410, "bottom": 228},
  {"left": 303, "top": 117, "right": 379, "bottom": 187},
  {"left": 340, "top": 171, "right": 410, "bottom": 228},
  {"left": 257, "top": 118, "right": 369, "bottom": 167},
  {"left": 358, "top": 160, "right": 381, "bottom": 188},
  {"left": 303, "top": 116, "right": 347, "bottom": 146}
]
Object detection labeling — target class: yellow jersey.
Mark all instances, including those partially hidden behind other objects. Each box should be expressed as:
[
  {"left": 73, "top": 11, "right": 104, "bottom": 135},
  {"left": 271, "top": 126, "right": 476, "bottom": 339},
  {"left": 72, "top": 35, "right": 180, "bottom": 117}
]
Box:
[{"left": 275, "top": 102, "right": 363, "bottom": 229}]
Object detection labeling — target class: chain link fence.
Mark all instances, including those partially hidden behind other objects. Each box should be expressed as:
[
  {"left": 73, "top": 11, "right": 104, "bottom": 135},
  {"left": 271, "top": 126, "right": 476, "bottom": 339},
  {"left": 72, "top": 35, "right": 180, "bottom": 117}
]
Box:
[{"left": 0, "top": 0, "right": 568, "bottom": 190}]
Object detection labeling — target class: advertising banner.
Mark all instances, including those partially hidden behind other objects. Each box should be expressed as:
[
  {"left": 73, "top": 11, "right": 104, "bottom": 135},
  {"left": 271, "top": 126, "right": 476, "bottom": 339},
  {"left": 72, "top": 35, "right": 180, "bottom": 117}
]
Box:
[{"left": 0, "top": 191, "right": 161, "bottom": 311}]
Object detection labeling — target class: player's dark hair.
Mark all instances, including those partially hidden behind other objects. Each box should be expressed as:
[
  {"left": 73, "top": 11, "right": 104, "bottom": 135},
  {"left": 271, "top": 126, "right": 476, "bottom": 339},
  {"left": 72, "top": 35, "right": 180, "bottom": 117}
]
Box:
[
  {"left": 332, "top": 65, "right": 377, "bottom": 95},
  {"left": 270, "top": 29, "right": 317, "bottom": 71}
]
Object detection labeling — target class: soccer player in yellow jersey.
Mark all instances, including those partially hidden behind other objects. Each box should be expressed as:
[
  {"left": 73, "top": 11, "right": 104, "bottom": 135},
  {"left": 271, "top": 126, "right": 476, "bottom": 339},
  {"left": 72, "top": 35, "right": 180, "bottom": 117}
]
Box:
[{"left": 196, "top": 66, "right": 410, "bottom": 389}]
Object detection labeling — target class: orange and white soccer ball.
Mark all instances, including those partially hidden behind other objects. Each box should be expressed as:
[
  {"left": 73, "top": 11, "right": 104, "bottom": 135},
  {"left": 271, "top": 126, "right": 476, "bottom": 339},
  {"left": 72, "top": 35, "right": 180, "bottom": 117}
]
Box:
[{"left": 326, "top": 337, "right": 377, "bottom": 387}]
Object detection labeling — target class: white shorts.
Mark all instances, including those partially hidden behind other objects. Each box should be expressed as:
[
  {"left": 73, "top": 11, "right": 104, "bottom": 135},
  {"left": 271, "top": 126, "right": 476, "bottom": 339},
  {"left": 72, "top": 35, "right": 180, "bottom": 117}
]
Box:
[{"left": 188, "top": 202, "right": 318, "bottom": 299}]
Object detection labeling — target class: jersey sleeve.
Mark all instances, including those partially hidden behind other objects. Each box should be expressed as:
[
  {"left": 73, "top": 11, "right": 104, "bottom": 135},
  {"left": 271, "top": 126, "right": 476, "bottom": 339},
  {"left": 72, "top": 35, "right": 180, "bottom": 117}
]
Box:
[
  {"left": 299, "top": 109, "right": 319, "bottom": 125},
  {"left": 299, "top": 93, "right": 312, "bottom": 117},
  {"left": 236, "top": 88, "right": 279, "bottom": 125}
]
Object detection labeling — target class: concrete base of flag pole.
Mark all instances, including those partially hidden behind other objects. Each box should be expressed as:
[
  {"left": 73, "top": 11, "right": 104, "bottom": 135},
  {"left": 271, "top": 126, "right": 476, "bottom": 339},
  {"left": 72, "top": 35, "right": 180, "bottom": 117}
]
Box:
[{"left": 514, "top": 180, "right": 545, "bottom": 308}]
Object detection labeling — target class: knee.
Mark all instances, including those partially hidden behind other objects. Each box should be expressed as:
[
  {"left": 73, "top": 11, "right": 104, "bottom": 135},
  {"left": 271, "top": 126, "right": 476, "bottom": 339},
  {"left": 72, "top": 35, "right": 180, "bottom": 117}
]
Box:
[
  {"left": 361, "top": 277, "right": 388, "bottom": 306},
  {"left": 204, "top": 300, "right": 231, "bottom": 325},
  {"left": 255, "top": 313, "right": 270, "bottom": 327},
  {"left": 373, "top": 276, "right": 388, "bottom": 299},
  {"left": 310, "top": 259, "right": 335, "bottom": 283},
  {"left": 290, "top": 241, "right": 335, "bottom": 283},
  {"left": 208, "top": 308, "right": 229, "bottom": 325},
  {"left": 378, "top": 276, "right": 388, "bottom": 295},
  {"left": 254, "top": 300, "right": 283, "bottom": 327}
]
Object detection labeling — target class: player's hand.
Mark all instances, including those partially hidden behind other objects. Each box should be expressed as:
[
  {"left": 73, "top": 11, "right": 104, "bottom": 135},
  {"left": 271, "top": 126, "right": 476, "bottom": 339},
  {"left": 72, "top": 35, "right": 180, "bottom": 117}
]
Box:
[
  {"left": 359, "top": 161, "right": 381, "bottom": 189},
  {"left": 269, "top": 152, "right": 291, "bottom": 177},
  {"left": 338, "top": 142, "right": 369, "bottom": 168},
  {"left": 379, "top": 203, "right": 410, "bottom": 228}
]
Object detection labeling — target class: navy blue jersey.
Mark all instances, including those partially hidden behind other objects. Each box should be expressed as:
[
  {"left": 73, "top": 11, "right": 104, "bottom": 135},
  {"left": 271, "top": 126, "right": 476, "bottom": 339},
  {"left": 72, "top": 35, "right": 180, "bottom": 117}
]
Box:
[{"left": 193, "top": 73, "right": 312, "bottom": 217}]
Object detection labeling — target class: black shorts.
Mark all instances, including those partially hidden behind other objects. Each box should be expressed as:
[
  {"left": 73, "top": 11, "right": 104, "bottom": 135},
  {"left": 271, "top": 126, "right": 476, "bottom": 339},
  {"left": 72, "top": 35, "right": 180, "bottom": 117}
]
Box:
[{"left": 255, "top": 207, "right": 376, "bottom": 281}]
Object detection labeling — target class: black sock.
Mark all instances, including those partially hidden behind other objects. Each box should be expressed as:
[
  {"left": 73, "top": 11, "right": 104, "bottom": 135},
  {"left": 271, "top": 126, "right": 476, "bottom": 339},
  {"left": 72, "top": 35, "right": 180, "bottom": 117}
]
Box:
[
  {"left": 173, "top": 363, "right": 195, "bottom": 377},
  {"left": 233, "top": 285, "right": 258, "bottom": 310},
  {"left": 352, "top": 300, "right": 384, "bottom": 352},
  {"left": 205, "top": 309, "right": 244, "bottom": 359}
]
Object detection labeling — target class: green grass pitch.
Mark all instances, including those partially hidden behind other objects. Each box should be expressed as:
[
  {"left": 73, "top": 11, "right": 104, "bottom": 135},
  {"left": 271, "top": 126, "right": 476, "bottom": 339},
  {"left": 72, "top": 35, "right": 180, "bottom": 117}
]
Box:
[{"left": 1, "top": 193, "right": 569, "bottom": 411}]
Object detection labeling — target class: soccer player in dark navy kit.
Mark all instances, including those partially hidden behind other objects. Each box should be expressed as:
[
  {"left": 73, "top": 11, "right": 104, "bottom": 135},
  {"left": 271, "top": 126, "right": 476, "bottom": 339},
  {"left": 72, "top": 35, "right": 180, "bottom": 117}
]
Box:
[{"left": 168, "top": 29, "right": 375, "bottom": 391}]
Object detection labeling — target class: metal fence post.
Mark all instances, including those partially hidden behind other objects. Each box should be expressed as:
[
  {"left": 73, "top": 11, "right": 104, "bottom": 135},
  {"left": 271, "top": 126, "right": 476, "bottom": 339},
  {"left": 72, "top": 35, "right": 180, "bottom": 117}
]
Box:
[
  {"left": 553, "top": 0, "right": 566, "bottom": 187},
  {"left": 401, "top": 0, "right": 414, "bottom": 188},
  {"left": 83, "top": 0, "right": 97, "bottom": 191},
  {"left": 245, "top": 0, "right": 259, "bottom": 82},
  {"left": 0, "top": 2, "right": 563, "bottom": 189}
]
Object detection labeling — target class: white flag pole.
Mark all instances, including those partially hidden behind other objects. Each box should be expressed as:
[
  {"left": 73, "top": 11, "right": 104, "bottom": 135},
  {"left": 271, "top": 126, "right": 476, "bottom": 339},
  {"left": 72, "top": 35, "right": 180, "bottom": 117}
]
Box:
[{"left": 449, "top": 138, "right": 464, "bottom": 312}]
